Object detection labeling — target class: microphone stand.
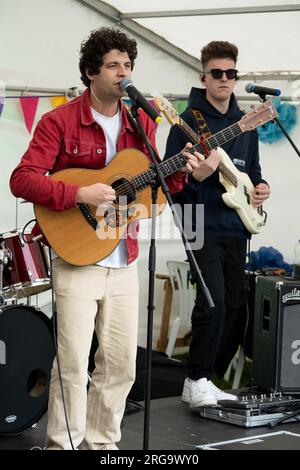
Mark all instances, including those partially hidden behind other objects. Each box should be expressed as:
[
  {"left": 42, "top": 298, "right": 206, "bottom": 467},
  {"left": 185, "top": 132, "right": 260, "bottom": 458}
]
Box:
[
  {"left": 129, "top": 104, "right": 214, "bottom": 451},
  {"left": 258, "top": 92, "right": 300, "bottom": 158}
]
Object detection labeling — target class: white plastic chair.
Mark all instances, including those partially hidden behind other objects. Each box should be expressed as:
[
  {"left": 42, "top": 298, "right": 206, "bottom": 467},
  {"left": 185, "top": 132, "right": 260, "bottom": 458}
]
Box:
[
  {"left": 165, "top": 260, "right": 195, "bottom": 358},
  {"left": 224, "top": 346, "right": 245, "bottom": 389}
]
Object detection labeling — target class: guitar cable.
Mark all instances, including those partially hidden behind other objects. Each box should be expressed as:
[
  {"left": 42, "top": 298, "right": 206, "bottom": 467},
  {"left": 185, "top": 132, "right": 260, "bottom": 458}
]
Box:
[
  {"left": 240, "top": 239, "right": 255, "bottom": 395},
  {"left": 48, "top": 249, "right": 75, "bottom": 450}
]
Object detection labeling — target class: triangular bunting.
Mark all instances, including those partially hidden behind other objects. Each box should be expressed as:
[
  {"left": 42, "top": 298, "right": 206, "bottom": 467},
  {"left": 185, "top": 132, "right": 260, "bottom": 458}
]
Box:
[
  {"left": 174, "top": 100, "right": 188, "bottom": 114},
  {"left": 20, "top": 96, "right": 39, "bottom": 133},
  {"left": 50, "top": 96, "right": 68, "bottom": 108}
]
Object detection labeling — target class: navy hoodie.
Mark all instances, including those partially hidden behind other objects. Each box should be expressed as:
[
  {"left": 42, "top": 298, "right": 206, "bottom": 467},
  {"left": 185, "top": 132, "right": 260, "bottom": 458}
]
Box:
[{"left": 164, "top": 87, "right": 267, "bottom": 238}]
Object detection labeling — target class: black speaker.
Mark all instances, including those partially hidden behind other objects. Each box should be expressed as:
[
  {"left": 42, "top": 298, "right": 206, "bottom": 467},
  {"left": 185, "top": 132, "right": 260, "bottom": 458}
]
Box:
[{"left": 252, "top": 275, "right": 300, "bottom": 393}]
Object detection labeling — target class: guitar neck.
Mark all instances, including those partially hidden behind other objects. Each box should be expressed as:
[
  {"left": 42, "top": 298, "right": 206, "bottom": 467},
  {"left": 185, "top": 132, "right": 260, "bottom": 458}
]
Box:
[
  {"left": 130, "top": 118, "right": 246, "bottom": 193},
  {"left": 178, "top": 116, "right": 243, "bottom": 187},
  {"left": 131, "top": 153, "right": 187, "bottom": 192}
]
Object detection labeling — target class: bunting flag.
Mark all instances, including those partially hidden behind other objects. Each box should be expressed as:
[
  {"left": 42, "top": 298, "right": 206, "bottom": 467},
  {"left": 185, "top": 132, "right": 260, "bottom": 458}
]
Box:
[
  {"left": 19, "top": 96, "right": 39, "bottom": 133},
  {"left": 174, "top": 100, "right": 188, "bottom": 114},
  {"left": 50, "top": 95, "right": 68, "bottom": 108}
]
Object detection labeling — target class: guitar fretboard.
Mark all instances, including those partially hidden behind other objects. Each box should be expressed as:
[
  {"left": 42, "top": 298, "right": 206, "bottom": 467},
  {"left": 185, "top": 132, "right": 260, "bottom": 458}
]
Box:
[
  {"left": 179, "top": 116, "right": 240, "bottom": 187},
  {"left": 129, "top": 120, "right": 243, "bottom": 193}
]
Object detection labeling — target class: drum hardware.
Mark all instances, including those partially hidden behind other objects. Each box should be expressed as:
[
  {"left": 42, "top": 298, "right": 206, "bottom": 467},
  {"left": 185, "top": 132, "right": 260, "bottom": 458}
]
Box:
[{"left": 0, "top": 240, "right": 12, "bottom": 305}]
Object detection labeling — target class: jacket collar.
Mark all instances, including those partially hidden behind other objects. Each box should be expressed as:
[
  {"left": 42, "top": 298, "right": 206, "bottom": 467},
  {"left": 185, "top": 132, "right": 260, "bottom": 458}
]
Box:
[{"left": 80, "top": 87, "right": 135, "bottom": 132}]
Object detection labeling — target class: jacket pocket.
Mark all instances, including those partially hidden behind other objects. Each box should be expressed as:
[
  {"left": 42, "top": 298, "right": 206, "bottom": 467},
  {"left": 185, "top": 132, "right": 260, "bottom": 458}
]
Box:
[{"left": 64, "top": 141, "right": 92, "bottom": 158}]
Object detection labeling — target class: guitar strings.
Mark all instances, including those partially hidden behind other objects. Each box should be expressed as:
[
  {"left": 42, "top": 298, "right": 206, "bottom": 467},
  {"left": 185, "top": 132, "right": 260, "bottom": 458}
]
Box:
[
  {"left": 107, "top": 119, "right": 257, "bottom": 198},
  {"left": 113, "top": 120, "right": 244, "bottom": 196},
  {"left": 111, "top": 128, "right": 237, "bottom": 197},
  {"left": 112, "top": 152, "right": 186, "bottom": 197}
]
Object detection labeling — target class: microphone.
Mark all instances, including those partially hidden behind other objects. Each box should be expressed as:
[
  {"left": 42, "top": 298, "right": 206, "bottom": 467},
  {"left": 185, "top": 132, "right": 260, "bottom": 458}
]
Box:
[
  {"left": 245, "top": 83, "right": 281, "bottom": 97},
  {"left": 120, "top": 79, "right": 162, "bottom": 124}
]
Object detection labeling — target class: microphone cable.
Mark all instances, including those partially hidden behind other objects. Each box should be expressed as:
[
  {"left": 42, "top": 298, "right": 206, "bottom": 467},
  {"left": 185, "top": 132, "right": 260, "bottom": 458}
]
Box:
[{"left": 20, "top": 219, "right": 76, "bottom": 449}]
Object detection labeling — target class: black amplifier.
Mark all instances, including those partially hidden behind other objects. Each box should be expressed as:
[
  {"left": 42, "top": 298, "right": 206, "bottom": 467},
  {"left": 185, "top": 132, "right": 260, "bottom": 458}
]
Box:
[{"left": 252, "top": 275, "right": 300, "bottom": 394}]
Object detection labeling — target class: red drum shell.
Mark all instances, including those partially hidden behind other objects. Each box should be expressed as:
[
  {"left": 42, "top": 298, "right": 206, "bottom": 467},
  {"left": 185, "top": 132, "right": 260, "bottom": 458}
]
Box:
[{"left": 2, "top": 231, "right": 50, "bottom": 299}]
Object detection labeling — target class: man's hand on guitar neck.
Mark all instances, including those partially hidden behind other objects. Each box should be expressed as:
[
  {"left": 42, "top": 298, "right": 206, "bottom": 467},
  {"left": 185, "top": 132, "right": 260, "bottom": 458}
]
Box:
[
  {"left": 76, "top": 183, "right": 116, "bottom": 207},
  {"left": 180, "top": 142, "right": 205, "bottom": 174},
  {"left": 191, "top": 149, "right": 221, "bottom": 182},
  {"left": 251, "top": 183, "right": 271, "bottom": 208}
]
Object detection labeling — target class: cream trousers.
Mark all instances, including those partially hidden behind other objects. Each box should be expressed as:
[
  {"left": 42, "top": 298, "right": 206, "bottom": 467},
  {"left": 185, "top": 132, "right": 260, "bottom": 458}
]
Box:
[{"left": 46, "top": 258, "right": 139, "bottom": 450}]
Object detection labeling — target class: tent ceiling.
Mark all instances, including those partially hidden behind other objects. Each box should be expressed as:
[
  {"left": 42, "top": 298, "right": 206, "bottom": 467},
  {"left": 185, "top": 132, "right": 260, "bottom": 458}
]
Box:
[{"left": 77, "top": 0, "right": 300, "bottom": 75}]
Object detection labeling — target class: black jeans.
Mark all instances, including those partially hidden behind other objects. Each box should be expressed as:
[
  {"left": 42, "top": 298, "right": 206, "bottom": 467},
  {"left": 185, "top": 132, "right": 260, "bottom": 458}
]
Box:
[{"left": 188, "top": 236, "right": 247, "bottom": 381}]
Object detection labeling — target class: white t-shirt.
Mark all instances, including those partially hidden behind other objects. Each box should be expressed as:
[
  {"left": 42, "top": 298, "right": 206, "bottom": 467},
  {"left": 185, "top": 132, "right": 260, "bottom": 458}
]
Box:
[{"left": 91, "top": 107, "right": 131, "bottom": 268}]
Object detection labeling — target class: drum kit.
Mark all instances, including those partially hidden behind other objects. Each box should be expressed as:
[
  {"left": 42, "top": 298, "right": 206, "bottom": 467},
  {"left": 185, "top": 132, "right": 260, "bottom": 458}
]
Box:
[{"left": 0, "top": 230, "right": 55, "bottom": 436}]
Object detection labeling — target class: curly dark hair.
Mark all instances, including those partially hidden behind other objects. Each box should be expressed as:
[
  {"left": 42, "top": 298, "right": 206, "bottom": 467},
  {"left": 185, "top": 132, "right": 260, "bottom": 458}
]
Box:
[
  {"left": 200, "top": 41, "right": 238, "bottom": 69},
  {"left": 79, "top": 27, "right": 138, "bottom": 87}
]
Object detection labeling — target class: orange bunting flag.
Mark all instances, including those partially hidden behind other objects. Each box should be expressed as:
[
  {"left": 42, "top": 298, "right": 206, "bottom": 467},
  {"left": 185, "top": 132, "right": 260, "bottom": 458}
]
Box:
[
  {"left": 19, "top": 96, "right": 39, "bottom": 134},
  {"left": 50, "top": 96, "right": 68, "bottom": 108}
]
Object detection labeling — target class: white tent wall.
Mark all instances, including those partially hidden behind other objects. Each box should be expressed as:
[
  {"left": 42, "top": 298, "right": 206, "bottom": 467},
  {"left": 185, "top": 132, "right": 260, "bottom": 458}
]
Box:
[{"left": 1, "top": 0, "right": 300, "bottom": 348}]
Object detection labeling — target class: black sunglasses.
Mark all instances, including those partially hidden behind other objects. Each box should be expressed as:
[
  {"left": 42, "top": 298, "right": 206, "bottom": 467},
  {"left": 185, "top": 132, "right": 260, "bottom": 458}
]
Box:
[{"left": 204, "top": 68, "right": 238, "bottom": 80}]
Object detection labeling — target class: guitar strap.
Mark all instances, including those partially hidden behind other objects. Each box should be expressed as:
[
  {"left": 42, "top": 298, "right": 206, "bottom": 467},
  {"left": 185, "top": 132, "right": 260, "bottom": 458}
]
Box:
[
  {"left": 191, "top": 109, "right": 212, "bottom": 140},
  {"left": 124, "top": 102, "right": 139, "bottom": 131}
]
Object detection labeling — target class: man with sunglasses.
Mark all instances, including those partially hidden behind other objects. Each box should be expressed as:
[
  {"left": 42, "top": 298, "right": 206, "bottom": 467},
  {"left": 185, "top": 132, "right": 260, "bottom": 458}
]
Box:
[{"left": 164, "top": 41, "right": 270, "bottom": 408}]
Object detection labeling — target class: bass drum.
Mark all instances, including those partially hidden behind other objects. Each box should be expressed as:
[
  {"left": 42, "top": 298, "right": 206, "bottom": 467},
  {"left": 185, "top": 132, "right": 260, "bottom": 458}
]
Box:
[{"left": 0, "top": 305, "right": 55, "bottom": 436}]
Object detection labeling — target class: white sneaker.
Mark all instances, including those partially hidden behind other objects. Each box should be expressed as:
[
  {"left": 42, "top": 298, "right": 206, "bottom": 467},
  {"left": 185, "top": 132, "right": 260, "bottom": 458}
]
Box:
[
  {"left": 182, "top": 377, "right": 191, "bottom": 403},
  {"left": 181, "top": 377, "right": 237, "bottom": 406},
  {"left": 189, "top": 378, "right": 217, "bottom": 408},
  {"left": 206, "top": 380, "right": 238, "bottom": 402}
]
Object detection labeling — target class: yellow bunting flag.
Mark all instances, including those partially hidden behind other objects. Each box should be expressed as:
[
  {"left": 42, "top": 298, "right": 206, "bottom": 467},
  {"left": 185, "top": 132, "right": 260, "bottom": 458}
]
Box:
[{"left": 50, "top": 96, "right": 68, "bottom": 108}]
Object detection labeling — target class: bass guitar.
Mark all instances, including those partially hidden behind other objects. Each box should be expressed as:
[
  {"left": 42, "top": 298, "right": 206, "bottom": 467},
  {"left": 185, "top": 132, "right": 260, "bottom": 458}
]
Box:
[{"left": 155, "top": 96, "right": 277, "bottom": 235}]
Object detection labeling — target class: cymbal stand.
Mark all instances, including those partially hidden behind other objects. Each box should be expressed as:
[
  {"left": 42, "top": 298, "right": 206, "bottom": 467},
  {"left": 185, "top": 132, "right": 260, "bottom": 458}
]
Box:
[{"left": 0, "top": 238, "right": 11, "bottom": 305}]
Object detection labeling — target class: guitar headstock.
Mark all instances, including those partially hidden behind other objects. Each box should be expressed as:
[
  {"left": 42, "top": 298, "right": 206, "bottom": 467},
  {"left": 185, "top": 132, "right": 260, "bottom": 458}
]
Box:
[
  {"left": 239, "top": 99, "right": 278, "bottom": 132},
  {"left": 153, "top": 96, "right": 181, "bottom": 126}
]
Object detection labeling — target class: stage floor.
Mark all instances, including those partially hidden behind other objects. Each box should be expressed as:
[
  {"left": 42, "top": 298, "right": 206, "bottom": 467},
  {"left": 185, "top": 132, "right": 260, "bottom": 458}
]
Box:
[{"left": 1, "top": 395, "right": 300, "bottom": 450}]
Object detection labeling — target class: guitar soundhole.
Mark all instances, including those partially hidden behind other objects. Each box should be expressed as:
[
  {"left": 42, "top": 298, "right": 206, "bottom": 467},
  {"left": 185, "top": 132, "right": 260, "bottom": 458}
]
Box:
[{"left": 112, "top": 178, "right": 136, "bottom": 206}]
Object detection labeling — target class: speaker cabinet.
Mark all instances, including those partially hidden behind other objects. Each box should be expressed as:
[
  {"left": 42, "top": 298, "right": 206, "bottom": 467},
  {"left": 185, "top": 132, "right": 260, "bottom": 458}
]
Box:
[{"left": 253, "top": 275, "right": 300, "bottom": 393}]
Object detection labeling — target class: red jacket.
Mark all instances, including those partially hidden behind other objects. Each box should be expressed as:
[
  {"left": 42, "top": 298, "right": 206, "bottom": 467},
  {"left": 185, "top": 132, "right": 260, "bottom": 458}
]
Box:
[{"left": 10, "top": 89, "right": 186, "bottom": 264}]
